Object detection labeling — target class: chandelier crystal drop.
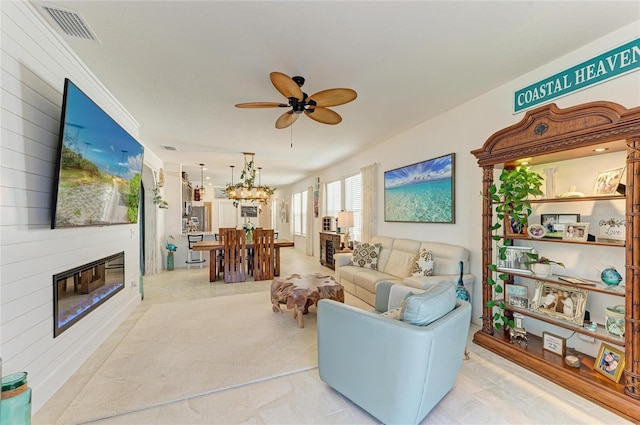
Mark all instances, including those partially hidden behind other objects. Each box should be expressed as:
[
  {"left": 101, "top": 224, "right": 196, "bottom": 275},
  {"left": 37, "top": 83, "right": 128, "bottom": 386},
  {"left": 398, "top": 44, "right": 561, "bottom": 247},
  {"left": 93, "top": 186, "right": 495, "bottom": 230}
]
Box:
[{"left": 224, "top": 152, "right": 275, "bottom": 206}]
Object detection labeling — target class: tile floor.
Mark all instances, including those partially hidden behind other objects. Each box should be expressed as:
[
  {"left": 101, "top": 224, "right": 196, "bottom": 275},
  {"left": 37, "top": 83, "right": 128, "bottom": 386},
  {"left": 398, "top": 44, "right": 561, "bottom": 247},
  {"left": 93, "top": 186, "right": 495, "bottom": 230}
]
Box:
[{"left": 34, "top": 248, "right": 632, "bottom": 425}]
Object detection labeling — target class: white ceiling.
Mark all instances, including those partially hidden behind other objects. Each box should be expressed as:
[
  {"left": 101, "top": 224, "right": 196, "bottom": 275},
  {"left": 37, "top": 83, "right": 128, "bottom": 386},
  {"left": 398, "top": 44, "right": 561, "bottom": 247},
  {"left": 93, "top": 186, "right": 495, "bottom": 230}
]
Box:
[{"left": 34, "top": 1, "right": 640, "bottom": 189}]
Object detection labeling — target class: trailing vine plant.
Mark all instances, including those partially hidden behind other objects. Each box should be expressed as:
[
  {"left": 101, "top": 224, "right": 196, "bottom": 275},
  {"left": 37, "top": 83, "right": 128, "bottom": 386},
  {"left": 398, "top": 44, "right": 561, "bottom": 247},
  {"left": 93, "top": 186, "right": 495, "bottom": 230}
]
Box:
[{"left": 485, "top": 166, "right": 543, "bottom": 330}]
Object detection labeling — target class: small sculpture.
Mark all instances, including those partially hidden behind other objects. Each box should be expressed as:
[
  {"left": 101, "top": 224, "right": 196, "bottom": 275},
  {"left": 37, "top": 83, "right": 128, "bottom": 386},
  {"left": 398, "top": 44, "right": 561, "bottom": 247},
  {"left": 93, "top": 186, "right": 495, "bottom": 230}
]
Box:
[
  {"left": 165, "top": 235, "right": 177, "bottom": 252},
  {"left": 601, "top": 266, "right": 622, "bottom": 287},
  {"left": 508, "top": 326, "right": 528, "bottom": 347}
]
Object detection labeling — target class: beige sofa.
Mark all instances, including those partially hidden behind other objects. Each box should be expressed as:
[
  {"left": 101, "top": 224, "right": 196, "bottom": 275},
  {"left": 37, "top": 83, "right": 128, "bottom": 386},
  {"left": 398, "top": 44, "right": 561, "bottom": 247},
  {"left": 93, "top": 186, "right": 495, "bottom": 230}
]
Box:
[{"left": 334, "top": 235, "right": 475, "bottom": 306}]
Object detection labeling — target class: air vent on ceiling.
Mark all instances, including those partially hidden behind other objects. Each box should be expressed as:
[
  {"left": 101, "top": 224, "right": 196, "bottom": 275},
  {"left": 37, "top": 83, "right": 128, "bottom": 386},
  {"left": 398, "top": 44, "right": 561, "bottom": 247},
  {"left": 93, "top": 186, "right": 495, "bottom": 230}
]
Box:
[
  {"left": 41, "top": 5, "right": 99, "bottom": 41},
  {"left": 162, "top": 146, "right": 178, "bottom": 151}
]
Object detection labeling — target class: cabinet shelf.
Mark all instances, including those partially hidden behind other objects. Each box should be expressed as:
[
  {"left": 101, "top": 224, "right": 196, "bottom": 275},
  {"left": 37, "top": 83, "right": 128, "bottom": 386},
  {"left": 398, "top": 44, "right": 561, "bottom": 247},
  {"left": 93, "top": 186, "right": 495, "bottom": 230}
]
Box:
[
  {"left": 504, "top": 234, "right": 626, "bottom": 247},
  {"left": 473, "top": 331, "right": 640, "bottom": 422},
  {"left": 505, "top": 304, "right": 625, "bottom": 346},
  {"left": 504, "top": 271, "right": 625, "bottom": 297},
  {"left": 528, "top": 194, "right": 625, "bottom": 203}
]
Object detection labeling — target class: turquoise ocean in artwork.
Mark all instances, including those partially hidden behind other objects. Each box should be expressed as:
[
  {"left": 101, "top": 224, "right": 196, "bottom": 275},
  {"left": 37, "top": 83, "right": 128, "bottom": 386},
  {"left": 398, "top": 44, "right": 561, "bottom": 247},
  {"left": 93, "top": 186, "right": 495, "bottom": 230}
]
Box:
[{"left": 385, "top": 179, "right": 452, "bottom": 222}]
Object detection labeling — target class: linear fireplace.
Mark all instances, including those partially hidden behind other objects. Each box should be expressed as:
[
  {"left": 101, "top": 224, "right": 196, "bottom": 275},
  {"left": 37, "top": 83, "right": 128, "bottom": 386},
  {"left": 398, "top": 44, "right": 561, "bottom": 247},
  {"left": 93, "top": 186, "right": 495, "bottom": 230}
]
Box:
[{"left": 53, "top": 252, "right": 125, "bottom": 337}]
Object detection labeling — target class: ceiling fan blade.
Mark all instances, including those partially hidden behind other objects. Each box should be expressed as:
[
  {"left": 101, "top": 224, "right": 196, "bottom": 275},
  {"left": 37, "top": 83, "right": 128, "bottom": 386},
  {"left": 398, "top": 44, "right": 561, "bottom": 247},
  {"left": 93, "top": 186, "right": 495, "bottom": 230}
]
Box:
[
  {"left": 235, "top": 102, "right": 288, "bottom": 108},
  {"left": 270, "top": 72, "right": 303, "bottom": 101},
  {"left": 275, "top": 111, "right": 300, "bottom": 129},
  {"left": 304, "top": 107, "right": 342, "bottom": 125},
  {"left": 308, "top": 88, "right": 357, "bottom": 107}
]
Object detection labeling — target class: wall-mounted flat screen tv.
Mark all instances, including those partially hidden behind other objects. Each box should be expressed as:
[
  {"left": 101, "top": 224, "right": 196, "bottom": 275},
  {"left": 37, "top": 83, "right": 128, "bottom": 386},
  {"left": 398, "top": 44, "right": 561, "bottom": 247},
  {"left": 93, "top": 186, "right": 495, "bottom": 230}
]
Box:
[{"left": 51, "top": 79, "right": 144, "bottom": 228}]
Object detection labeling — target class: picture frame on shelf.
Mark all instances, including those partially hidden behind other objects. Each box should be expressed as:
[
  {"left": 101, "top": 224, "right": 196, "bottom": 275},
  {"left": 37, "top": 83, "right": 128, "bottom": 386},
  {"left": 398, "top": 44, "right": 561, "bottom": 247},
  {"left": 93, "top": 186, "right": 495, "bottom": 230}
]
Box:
[
  {"left": 594, "top": 343, "right": 626, "bottom": 383},
  {"left": 527, "top": 224, "right": 546, "bottom": 239},
  {"left": 562, "top": 222, "right": 590, "bottom": 241},
  {"left": 506, "top": 284, "right": 527, "bottom": 300},
  {"left": 508, "top": 296, "right": 529, "bottom": 309},
  {"left": 383, "top": 153, "right": 455, "bottom": 223},
  {"left": 497, "top": 246, "right": 534, "bottom": 274},
  {"left": 540, "top": 214, "right": 580, "bottom": 239},
  {"left": 505, "top": 215, "right": 528, "bottom": 237},
  {"left": 592, "top": 167, "right": 624, "bottom": 196},
  {"left": 542, "top": 332, "right": 566, "bottom": 356},
  {"left": 530, "top": 281, "right": 588, "bottom": 326}
]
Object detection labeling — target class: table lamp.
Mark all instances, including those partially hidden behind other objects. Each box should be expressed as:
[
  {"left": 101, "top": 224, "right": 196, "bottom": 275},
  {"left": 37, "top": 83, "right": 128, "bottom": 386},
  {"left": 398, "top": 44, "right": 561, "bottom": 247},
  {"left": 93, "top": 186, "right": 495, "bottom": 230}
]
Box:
[{"left": 338, "top": 211, "right": 354, "bottom": 250}]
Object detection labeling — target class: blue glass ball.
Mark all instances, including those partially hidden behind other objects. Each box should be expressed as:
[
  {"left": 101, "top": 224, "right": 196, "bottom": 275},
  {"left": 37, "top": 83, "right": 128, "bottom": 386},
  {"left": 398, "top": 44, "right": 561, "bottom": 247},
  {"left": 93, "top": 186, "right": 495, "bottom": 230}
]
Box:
[{"left": 601, "top": 267, "right": 622, "bottom": 287}]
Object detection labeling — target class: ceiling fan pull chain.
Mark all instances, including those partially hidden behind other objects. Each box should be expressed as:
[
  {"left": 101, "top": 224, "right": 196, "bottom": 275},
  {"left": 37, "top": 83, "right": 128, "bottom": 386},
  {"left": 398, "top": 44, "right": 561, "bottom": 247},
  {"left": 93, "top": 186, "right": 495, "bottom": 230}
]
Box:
[{"left": 290, "top": 124, "right": 293, "bottom": 148}]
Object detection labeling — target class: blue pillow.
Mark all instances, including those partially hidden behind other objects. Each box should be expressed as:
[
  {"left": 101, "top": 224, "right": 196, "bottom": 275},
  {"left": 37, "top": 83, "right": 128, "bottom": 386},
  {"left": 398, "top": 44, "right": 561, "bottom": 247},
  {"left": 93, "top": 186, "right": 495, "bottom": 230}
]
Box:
[{"left": 401, "top": 282, "right": 456, "bottom": 326}]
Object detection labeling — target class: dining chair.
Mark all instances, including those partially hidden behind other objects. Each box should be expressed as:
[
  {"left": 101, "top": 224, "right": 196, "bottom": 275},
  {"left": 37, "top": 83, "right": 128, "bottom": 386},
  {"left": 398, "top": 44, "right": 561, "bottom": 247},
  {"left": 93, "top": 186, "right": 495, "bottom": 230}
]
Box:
[
  {"left": 222, "top": 228, "right": 246, "bottom": 283},
  {"left": 253, "top": 228, "right": 275, "bottom": 281}
]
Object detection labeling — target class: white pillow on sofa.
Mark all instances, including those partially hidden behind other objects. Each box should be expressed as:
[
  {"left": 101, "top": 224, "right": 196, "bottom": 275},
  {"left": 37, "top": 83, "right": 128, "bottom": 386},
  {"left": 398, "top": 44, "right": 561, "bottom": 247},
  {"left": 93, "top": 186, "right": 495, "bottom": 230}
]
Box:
[
  {"left": 410, "top": 249, "right": 434, "bottom": 277},
  {"left": 400, "top": 281, "right": 456, "bottom": 326}
]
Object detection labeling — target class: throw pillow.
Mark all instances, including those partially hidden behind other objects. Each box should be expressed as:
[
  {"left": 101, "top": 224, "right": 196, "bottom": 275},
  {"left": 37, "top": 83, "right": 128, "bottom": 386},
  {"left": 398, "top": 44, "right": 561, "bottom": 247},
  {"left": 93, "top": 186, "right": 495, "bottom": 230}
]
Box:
[
  {"left": 349, "top": 242, "right": 382, "bottom": 270},
  {"left": 400, "top": 281, "right": 456, "bottom": 326},
  {"left": 380, "top": 307, "right": 402, "bottom": 320},
  {"left": 410, "top": 249, "right": 434, "bottom": 277}
]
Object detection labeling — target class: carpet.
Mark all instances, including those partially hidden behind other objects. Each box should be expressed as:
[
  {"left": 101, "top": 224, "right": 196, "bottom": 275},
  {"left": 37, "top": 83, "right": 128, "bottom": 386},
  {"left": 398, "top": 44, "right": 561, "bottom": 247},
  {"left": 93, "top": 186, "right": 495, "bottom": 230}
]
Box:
[{"left": 56, "top": 290, "right": 333, "bottom": 424}]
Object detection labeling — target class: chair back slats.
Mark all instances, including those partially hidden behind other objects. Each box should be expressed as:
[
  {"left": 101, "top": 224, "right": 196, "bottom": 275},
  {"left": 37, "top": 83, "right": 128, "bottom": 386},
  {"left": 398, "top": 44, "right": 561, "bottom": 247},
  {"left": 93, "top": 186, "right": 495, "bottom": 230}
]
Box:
[
  {"left": 253, "top": 228, "right": 275, "bottom": 281},
  {"left": 222, "top": 228, "right": 246, "bottom": 282}
]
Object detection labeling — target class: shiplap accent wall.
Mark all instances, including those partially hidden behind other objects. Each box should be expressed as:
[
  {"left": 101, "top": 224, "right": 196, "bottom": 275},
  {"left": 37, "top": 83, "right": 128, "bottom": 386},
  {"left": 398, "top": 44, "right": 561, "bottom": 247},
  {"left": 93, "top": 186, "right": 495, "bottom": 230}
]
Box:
[{"left": 1, "top": 2, "right": 145, "bottom": 411}]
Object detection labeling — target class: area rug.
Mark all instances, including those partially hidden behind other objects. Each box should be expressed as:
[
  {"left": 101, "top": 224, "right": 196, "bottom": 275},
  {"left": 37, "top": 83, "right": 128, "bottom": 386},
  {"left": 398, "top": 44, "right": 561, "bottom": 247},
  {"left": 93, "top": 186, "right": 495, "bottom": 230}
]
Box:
[{"left": 56, "top": 291, "right": 329, "bottom": 424}]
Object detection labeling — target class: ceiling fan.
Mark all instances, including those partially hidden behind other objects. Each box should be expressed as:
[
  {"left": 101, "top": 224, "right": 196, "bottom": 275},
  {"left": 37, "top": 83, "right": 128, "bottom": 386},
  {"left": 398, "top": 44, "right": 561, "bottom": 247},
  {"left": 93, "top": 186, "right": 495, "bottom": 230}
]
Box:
[{"left": 235, "top": 72, "right": 357, "bottom": 129}]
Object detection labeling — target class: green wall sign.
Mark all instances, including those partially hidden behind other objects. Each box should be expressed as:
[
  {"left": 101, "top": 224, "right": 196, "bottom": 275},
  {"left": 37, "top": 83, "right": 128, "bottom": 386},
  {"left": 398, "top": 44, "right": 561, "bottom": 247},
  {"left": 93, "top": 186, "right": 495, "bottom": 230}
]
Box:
[{"left": 514, "top": 37, "right": 639, "bottom": 113}]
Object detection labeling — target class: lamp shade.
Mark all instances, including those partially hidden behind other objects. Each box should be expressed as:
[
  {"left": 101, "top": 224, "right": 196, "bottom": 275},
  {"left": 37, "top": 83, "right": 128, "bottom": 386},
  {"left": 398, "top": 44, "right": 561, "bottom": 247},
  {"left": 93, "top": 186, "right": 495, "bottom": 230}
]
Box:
[{"left": 338, "top": 211, "right": 354, "bottom": 228}]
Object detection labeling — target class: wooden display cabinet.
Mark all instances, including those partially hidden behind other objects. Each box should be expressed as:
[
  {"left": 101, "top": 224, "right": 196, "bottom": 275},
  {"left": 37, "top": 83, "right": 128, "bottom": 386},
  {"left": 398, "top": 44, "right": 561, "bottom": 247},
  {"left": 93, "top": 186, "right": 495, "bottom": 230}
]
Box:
[
  {"left": 320, "top": 232, "right": 341, "bottom": 269},
  {"left": 471, "top": 101, "right": 640, "bottom": 421}
]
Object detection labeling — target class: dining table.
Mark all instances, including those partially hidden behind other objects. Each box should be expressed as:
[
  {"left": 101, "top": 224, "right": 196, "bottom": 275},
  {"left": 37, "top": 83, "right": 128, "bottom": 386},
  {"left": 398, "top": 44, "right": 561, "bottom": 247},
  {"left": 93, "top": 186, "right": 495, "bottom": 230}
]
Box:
[{"left": 192, "top": 239, "right": 294, "bottom": 282}]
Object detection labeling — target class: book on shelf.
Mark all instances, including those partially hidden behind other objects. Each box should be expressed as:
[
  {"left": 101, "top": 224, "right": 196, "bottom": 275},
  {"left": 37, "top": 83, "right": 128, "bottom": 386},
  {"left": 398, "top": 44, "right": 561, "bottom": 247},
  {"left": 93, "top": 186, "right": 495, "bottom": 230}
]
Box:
[{"left": 557, "top": 276, "right": 597, "bottom": 286}]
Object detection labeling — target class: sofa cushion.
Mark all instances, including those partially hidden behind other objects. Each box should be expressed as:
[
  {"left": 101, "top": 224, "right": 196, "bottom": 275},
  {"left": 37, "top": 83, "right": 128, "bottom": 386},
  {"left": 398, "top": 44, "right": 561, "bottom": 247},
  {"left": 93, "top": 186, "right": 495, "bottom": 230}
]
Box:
[
  {"left": 353, "top": 270, "right": 399, "bottom": 294},
  {"left": 384, "top": 250, "right": 416, "bottom": 278},
  {"left": 370, "top": 236, "right": 395, "bottom": 272},
  {"left": 349, "top": 242, "right": 382, "bottom": 270},
  {"left": 401, "top": 281, "right": 456, "bottom": 326},
  {"left": 410, "top": 249, "right": 434, "bottom": 277}
]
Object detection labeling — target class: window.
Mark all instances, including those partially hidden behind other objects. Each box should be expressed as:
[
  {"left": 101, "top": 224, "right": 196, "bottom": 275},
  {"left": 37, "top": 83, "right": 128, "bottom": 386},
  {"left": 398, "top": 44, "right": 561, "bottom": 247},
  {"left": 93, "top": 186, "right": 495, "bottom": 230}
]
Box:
[
  {"left": 325, "top": 180, "right": 341, "bottom": 220},
  {"left": 324, "top": 174, "right": 362, "bottom": 242},
  {"left": 293, "top": 190, "right": 308, "bottom": 236},
  {"left": 345, "top": 173, "right": 362, "bottom": 242}
]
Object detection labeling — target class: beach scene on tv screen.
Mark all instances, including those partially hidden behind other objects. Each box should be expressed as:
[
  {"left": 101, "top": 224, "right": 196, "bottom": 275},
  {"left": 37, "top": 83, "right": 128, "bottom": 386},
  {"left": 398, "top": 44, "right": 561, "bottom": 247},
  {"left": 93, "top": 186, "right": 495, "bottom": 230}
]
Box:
[
  {"left": 384, "top": 154, "right": 453, "bottom": 223},
  {"left": 54, "top": 81, "right": 144, "bottom": 227}
]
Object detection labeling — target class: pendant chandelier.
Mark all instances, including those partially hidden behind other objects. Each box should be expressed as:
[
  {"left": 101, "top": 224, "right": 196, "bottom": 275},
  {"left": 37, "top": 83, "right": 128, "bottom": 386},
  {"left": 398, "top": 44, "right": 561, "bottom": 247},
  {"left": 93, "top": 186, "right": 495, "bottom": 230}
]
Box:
[{"left": 224, "top": 152, "right": 275, "bottom": 206}]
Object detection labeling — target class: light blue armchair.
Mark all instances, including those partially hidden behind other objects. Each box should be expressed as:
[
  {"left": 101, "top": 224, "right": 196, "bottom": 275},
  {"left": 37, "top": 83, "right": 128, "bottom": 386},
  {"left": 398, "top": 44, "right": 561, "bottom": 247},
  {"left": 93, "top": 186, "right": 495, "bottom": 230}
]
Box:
[{"left": 317, "top": 282, "right": 471, "bottom": 425}]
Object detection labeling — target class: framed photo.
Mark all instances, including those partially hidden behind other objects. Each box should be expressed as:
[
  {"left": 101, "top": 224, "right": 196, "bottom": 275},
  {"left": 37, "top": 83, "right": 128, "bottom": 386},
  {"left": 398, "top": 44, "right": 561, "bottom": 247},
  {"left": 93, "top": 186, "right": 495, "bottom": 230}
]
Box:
[
  {"left": 527, "top": 224, "right": 546, "bottom": 239},
  {"left": 240, "top": 205, "right": 258, "bottom": 218},
  {"left": 384, "top": 153, "right": 455, "bottom": 223},
  {"left": 542, "top": 332, "right": 566, "bottom": 356},
  {"left": 594, "top": 343, "right": 626, "bottom": 383},
  {"left": 505, "top": 215, "right": 528, "bottom": 237},
  {"left": 530, "top": 281, "right": 588, "bottom": 326},
  {"left": 508, "top": 296, "right": 529, "bottom": 309},
  {"left": 541, "top": 214, "right": 580, "bottom": 238},
  {"left": 497, "top": 245, "right": 534, "bottom": 274},
  {"left": 513, "top": 312, "right": 526, "bottom": 330},
  {"left": 593, "top": 167, "right": 624, "bottom": 196},
  {"left": 506, "top": 284, "right": 527, "bottom": 300},
  {"left": 562, "top": 222, "right": 590, "bottom": 241}
]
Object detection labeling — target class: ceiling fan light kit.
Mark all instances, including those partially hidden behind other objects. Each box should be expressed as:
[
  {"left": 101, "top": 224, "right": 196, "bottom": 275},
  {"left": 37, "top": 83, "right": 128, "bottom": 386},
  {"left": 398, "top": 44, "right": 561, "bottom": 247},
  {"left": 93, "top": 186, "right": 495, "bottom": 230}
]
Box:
[{"left": 235, "top": 72, "right": 357, "bottom": 129}]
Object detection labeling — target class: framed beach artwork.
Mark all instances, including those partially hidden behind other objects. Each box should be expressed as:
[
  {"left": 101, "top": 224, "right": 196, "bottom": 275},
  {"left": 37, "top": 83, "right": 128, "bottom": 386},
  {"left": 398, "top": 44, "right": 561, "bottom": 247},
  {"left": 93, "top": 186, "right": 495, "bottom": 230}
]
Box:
[{"left": 384, "top": 153, "right": 455, "bottom": 223}]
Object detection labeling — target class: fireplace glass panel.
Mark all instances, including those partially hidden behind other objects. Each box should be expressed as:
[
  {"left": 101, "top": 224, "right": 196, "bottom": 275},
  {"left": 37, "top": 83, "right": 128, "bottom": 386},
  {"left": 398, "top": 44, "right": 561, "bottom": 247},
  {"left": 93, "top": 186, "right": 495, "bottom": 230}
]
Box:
[{"left": 53, "top": 251, "right": 125, "bottom": 337}]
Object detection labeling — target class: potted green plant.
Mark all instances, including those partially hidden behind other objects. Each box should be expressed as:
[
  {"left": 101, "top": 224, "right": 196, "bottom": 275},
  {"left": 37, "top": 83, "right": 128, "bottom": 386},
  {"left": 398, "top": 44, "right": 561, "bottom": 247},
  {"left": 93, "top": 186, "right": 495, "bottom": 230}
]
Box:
[
  {"left": 485, "top": 166, "right": 544, "bottom": 329},
  {"left": 524, "top": 253, "right": 565, "bottom": 277}
]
